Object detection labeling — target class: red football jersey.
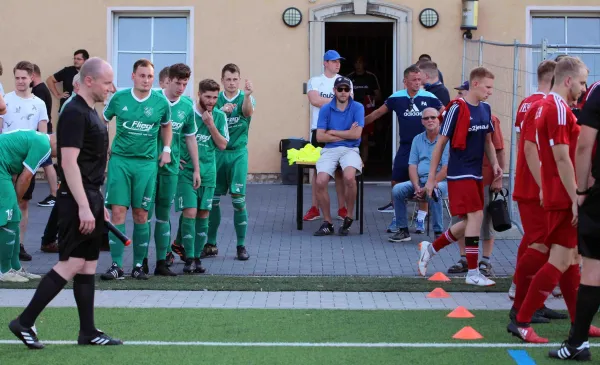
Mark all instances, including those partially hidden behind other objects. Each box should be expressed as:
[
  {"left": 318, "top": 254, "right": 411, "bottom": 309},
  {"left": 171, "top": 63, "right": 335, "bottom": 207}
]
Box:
[
  {"left": 515, "top": 92, "right": 546, "bottom": 132},
  {"left": 513, "top": 97, "right": 546, "bottom": 202},
  {"left": 536, "top": 93, "right": 581, "bottom": 210}
]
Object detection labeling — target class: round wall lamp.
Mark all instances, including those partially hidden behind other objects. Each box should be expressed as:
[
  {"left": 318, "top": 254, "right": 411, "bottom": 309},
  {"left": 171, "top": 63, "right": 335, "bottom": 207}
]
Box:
[
  {"left": 419, "top": 8, "right": 439, "bottom": 28},
  {"left": 282, "top": 7, "right": 303, "bottom": 28}
]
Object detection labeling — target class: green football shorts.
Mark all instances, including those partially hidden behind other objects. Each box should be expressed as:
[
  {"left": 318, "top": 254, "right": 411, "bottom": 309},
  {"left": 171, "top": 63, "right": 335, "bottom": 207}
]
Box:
[
  {"left": 154, "top": 174, "right": 178, "bottom": 207},
  {"left": 175, "top": 180, "right": 215, "bottom": 212},
  {"left": 214, "top": 148, "right": 248, "bottom": 196},
  {"left": 0, "top": 178, "right": 21, "bottom": 226},
  {"left": 105, "top": 155, "right": 157, "bottom": 211}
]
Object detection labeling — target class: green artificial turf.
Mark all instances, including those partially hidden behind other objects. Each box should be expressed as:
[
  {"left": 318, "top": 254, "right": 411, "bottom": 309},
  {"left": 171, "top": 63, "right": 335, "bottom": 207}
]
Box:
[
  {"left": 0, "top": 307, "right": 588, "bottom": 365},
  {"left": 0, "top": 275, "right": 514, "bottom": 292}
]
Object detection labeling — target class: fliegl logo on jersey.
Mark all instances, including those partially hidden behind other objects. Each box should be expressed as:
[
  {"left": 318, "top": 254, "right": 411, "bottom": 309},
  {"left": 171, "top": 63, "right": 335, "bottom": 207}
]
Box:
[
  {"left": 403, "top": 104, "right": 422, "bottom": 117},
  {"left": 122, "top": 120, "right": 154, "bottom": 132},
  {"left": 228, "top": 116, "right": 241, "bottom": 127},
  {"left": 196, "top": 134, "right": 211, "bottom": 143},
  {"left": 171, "top": 121, "right": 184, "bottom": 131}
]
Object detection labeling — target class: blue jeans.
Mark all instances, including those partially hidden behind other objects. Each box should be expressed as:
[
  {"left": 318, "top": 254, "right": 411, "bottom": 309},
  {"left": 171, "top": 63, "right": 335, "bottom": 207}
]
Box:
[{"left": 392, "top": 181, "right": 448, "bottom": 233}]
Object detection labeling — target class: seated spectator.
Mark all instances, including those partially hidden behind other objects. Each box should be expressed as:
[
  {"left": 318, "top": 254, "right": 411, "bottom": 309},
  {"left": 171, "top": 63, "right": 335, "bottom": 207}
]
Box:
[
  {"left": 314, "top": 76, "right": 365, "bottom": 237},
  {"left": 388, "top": 107, "right": 449, "bottom": 242}
]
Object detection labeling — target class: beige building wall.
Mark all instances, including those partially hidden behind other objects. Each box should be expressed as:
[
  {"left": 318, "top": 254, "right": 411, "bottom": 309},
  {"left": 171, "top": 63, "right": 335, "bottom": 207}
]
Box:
[{"left": 1, "top": 0, "right": 599, "bottom": 174}]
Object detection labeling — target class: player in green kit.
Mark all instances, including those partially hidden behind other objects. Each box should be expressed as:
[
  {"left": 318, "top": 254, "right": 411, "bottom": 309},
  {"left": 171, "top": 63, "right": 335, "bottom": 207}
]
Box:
[
  {"left": 205, "top": 64, "right": 255, "bottom": 261},
  {"left": 0, "top": 130, "right": 56, "bottom": 282},
  {"left": 142, "top": 63, "right": 200, "bottom": 276},
  {"left": 176, "top": 79, "right": 228, "bottom": 273},
  {"left": 101, "top": 59, "right": 172, "bottom": 280}
]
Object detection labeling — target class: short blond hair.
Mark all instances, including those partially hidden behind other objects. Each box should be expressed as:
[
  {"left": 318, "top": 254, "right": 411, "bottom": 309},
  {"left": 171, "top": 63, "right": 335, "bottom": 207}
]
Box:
[
  {"left": 554, "top": 56, "right": 587, "bottom": 84},
  {"left": 469, "top": 67, "right": 495, "bottom": 82}
]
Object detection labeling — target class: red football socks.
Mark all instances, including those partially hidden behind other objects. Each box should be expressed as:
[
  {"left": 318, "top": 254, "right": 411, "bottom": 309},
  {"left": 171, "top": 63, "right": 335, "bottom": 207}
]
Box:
[
  {"left": 432, "top": 230, "right": 457, "bottom": 252},
  {"left": 513, "top": 248, "right": 548, "bottom": 311},
  {"left": 517, "top": 262, "right": 562, "bottom": 324},
  {"left": 559, "top": 264, "right": 581, "bottom": 322}
]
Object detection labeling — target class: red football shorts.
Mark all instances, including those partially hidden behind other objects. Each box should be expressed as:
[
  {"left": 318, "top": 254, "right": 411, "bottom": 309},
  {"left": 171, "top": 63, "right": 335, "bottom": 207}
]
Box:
[
  {"left": 517, "top": 200, "right": 548, "bottom": 247},
  {"left": 447, "top": 179, "right": 484, "bottom": 217},
  {"left": 546, "top": 209, "right": 577, "bottom": 248}
]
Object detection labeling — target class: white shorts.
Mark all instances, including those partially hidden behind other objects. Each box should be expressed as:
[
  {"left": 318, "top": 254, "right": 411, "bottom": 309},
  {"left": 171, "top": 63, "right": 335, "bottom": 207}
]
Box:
[{"left": 316, "top": 146, "right": 363, "bottom": 178}]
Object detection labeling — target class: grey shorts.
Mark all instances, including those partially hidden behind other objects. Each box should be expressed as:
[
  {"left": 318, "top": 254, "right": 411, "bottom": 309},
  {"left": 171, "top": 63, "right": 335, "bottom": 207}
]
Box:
[
  {"left": 316, "top": 146, "right": 363, "bottom": 178},
  {"left": 451, "top": 185, "right": 494, "bottom": 240}
]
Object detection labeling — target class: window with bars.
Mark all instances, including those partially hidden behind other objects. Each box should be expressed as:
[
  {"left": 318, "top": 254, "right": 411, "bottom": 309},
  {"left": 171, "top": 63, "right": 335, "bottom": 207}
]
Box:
[
  {"left": 531, "top": 15, "right": 600, "bottom": 87},
  {"left": 113, "top": 15, "right": 190, "bottom": 91}
]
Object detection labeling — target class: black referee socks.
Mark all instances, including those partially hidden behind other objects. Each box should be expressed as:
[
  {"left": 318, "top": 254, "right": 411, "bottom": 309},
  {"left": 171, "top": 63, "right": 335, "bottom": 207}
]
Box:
[
  {"left": 19, "top": 269, "right": 67, "bottom": 328},
  {"left": 73, "top": 274, "right": 97, "bottom": 335},
  {"left": 569, "top": 284, "right": 600, "bottom": 346}
]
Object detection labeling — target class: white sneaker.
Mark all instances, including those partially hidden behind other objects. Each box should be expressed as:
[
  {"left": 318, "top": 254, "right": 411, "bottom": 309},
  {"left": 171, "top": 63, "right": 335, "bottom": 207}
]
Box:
[
  {"left": 0, "top": 269, "right": 29, "bottom": 282},
  {"left": 508, "top": 282, "right": 516, "bottom": 300},
  {"left": 465, "top": 271, "right": 496, "bottom": 287},
  {"left": 15, "top": 268, "right": 41, "bottom": 280},
  {"left": 417, "top": 241, "right": 433, "bottom": 277},
  {"left": 552, "top": 286, "right": 562, "bottom": 298}
]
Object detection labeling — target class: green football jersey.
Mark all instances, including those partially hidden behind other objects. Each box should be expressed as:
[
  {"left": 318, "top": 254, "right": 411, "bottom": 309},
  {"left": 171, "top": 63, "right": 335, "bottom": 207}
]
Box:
[
  {"left": 215, "top": 90, "right": 255, "bottom": 150},
  {"left": 157, "top": 90, "right": 197, "bottom": 176},
  {"left": 0, "top": 130, "right": 51, "bottom": 179},
  {"left": 103, "top": 88, "right": 171, "bottom": 160},
  {"left": 180, "top": 106, "right": 229, "bottom": 188}
]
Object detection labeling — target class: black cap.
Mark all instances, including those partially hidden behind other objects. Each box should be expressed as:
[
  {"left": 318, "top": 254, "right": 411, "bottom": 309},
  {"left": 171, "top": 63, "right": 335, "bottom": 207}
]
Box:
[{"left": 334, "top": 76, "right": 352, "bottom": 88}]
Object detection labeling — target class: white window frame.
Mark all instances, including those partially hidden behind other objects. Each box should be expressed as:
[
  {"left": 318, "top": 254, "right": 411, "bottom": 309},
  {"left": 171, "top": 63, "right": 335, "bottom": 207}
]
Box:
[
  {"left": 525, "top": 6, "right": 600, "bottom": 94},
  {"left": 107, "top": 6, "right": 195, "bottom": 96}
]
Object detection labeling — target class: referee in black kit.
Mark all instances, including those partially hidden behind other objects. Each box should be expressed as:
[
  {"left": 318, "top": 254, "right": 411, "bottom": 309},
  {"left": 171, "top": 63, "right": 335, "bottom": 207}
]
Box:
[
  {"left": 549, "top": 82, "right": 600, "bottom": 361},
  {"left": 9, "top": 57, "right": 122, "bottom": 349}
]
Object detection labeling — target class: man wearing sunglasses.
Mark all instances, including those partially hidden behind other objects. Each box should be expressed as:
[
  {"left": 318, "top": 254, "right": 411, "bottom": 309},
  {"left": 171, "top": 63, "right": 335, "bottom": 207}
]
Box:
[{"left": 313, "top": 76, "right": 364, "bottom": 236}]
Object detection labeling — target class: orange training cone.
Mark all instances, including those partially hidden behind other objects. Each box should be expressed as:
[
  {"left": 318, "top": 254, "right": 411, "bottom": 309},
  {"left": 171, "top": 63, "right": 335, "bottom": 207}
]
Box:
[
  {"left": 426, "top": 288, "right": 451, "bottom": 298},
  {"left": 447, "top": 306, "right": 475, "bottom": 318},
  {"left": 428, "top": 272, "right": 451, "bottom": 282},
  {"left": 452, "top": 326, "right": 483, "bottom": 340}
]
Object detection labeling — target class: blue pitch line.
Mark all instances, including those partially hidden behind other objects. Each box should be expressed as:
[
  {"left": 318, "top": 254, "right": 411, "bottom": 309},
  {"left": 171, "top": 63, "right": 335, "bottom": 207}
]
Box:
[{"left": 508, "top": 350, "right": 536, "bottom": 365}]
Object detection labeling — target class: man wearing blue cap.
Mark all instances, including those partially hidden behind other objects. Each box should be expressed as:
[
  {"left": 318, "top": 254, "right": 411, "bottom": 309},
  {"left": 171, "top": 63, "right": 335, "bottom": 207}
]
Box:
[{"left": 304, "top": 50, "right": 353, "bottom": 223}]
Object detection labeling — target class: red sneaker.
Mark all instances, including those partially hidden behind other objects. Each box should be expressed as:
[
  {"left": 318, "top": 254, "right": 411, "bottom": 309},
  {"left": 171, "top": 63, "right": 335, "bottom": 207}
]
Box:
[
  {"left": 589, "top": 325, "right": 600, "bottom": 337},
  {"left": 507, "top": 323, "right": 548, "bottom": 343},
  {"left": 337, "top": 207, "right": 348, "bottom": 220},
  {"left": 303, "top": 206, "right": 321, "bottom": 221}
]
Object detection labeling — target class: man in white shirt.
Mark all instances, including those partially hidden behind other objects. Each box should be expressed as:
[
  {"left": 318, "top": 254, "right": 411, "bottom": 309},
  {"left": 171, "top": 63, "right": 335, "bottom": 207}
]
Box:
[
  {"left": 304, "top": 50, "right": 352, "bottom": 222},
  {"left": 0, "top": 61, "right": 49, "bottom": 262}
]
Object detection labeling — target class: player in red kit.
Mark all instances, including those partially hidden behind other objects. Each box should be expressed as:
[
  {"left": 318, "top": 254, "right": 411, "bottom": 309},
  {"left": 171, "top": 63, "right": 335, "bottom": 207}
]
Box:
[
  {"left": 417, "top": 67, "right": 502, "bottom": 287},
  {"left": 508, "top": 56, "right": 600, "bottom": 343}
]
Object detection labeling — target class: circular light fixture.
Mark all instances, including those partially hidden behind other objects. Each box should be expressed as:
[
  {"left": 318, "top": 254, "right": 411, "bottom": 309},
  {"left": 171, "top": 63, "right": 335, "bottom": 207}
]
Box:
[
  {"left": 282, "top": 7, "right": 303, "bottom": 28},
  {"left": 419, "top": 8, "right": 439, "bottom": 28}
]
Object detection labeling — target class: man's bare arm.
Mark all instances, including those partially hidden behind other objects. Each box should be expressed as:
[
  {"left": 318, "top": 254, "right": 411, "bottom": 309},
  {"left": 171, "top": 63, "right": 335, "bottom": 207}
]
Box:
[
  {"left": 242, "top": 93, "right": 254, "bottom": 118},
  {"left": 15, "top": 170, "right": 34, "bottom": 201},
  {"left": 46, "top": 75, "right": 62, "bottom": 99},
  {"left": 364, "top": 104, "right": 389, "bottom": 126},
  {"left": 408, "top": 165, "right": 420, "bottom": 189},
  {"left": 61, "top": 147, "right": 90, "bottom": 210},
  {"left": 0, "top": 93, "right": 6, "bottom": 115},
  {"left": 524, "top": 141, "right": 542, "bottom": 188},
  {"left": 316, "top": 129, "right": 342, "bottom": 143},
  {"left": 484, "top": 134, "right": 499, "bottom": 167},
  {"left": 427, "top": 136, "right": 449, "bottom": 179},
  {"left": 329, "top": 126, "right": 363, "bottom": 140},
  {"left": 576, "top": 125, "right": 598, "bottom": 192},
  {"left": 434, "top": 165, "right": 448, "bottom": 184},
  {"left": 552, "top": 144, "right": 578, "bottom": 204},
  {"left": 307, "top": 90, "right": 332, "bottom": 108},
  {"left": 37, "top": 119, "right": 48, "bottom": 134}
]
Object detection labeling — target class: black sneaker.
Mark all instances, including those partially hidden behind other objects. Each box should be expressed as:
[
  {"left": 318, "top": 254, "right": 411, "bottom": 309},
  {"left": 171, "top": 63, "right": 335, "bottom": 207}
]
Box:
[
  {"left": 37, "top": 195, "right": 56, "bottom": 207},
  {"left": 314, "top": 222, "right": 334, "bottom": 236},
  {"left": 78, "top": 330, "right": 123, "bottom": 346},
  {"left": 19, "top": 244, "right": 32, "bottom": 262},
  {"left": 100, "top": 263, "right": 124, "bottom": 281},
  {"left": 549, "top": 341, "right": 591, "bottom": 361},
  {"left": 8, "top": 318, "right": 44, "bottom": 349},
  {"left": 154, "top": 260, "right": 177, "bottom": 276},
  {"left": 377, "top": 201, "right": 394, "bottom": 213},
  {"left": 142, "top": 258, "right": 149, "bottom": 275},
  {"left": 165, "top": 252, "right": 175, "bottom": 267},
  {"left": 388, "top": 229, "right": 411, "bottom": 242},
  {"left": 193, "top": 258, "right": 207, "bottom": 273},
  {"left": 338, "top": 217, "right": 353, "bottom": 236},
  {"left": 171, "top": 242, "right": 187, "bottom": 261},
  {"left": 183, "top": 258, "right": 194, "bottom": 274},
  {"left": 131, "top": 265, "right": 148, "bottom": 280},
  {"left": 538, "top": 305, "right": 568, "bottom": 320},
  {"left": 509, "top": 307, "right": 550, "bottom": 324},
  {"left": 201, "top": 243, "right": 218, "bottom": 257},
  {"left": 236, "top": 246, "right": 249, "bottom": 261}
]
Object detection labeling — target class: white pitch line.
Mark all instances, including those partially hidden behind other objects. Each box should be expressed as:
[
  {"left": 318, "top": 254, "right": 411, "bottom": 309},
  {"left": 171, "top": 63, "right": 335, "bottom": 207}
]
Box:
[{"left": 1, "top": 340, "right": 600, "bottom": 348}]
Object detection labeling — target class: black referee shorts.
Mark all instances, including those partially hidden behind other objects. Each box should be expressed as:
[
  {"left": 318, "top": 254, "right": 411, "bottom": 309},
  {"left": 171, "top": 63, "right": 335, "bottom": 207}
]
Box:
[
  {"left": 57, "top": 187, "right": 104, "bottom": 261},
  {"left": 578, "top": 186, "right": 600, "bottom": 260}
]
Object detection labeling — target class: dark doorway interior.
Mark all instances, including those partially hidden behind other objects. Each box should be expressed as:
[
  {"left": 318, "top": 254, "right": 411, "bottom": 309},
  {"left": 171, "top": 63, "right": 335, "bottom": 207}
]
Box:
[{"left": 325, "top": 21, "right": 394, "bottom": 181}]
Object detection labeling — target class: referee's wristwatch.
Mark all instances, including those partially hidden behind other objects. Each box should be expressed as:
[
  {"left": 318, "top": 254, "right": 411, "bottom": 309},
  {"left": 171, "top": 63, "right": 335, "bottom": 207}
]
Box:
[{"left": 163, "top": 146, "right": 172, "bottom": 154}]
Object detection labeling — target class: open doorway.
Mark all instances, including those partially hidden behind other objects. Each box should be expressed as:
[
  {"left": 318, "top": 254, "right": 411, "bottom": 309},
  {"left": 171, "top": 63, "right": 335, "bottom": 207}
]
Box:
[{"left": 325, "top": 21, "right": 394, "bottom": 181}]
